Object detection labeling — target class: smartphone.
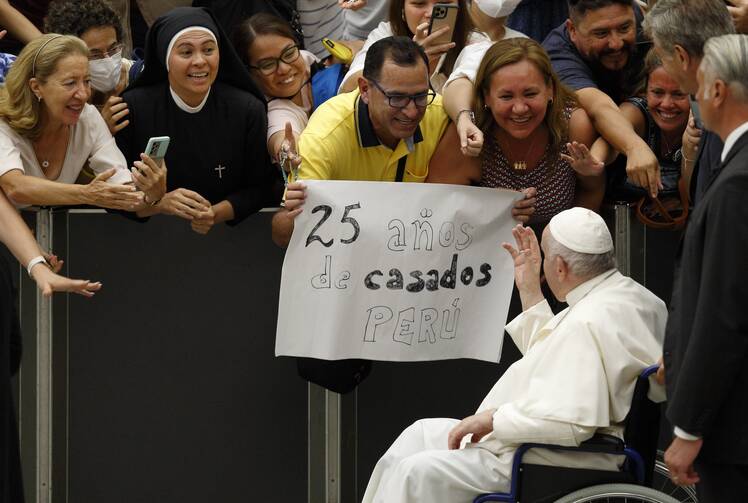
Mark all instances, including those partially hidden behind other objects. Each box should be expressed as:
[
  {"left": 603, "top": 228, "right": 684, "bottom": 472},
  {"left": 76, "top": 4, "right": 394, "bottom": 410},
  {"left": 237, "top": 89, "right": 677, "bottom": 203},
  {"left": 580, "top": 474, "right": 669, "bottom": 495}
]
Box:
[
  {"left": 144, "top": 136, "right": 170, "bottom": 167},
  {"left": 428, "top": 3, "right": 459, "bottom": 46},
  {"left": 689, "top": 98, "right": 703, "bottom": 129},
  {"left": 322, "top": 38, "right": 354, "bottom": 64}
]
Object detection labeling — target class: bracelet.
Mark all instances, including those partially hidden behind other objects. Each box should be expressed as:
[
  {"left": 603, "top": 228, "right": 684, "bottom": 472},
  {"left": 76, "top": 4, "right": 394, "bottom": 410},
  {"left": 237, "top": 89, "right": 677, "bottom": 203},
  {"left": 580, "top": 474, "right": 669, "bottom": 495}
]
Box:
[
  {"left": 456, "top": 109, "right": 475, "bottom": 124},
  {"left": 682, "top": 153, "right": 696, "bottom": 164},
  {"left": 26, "top": 255, "right": 48, "bottom": 277}
]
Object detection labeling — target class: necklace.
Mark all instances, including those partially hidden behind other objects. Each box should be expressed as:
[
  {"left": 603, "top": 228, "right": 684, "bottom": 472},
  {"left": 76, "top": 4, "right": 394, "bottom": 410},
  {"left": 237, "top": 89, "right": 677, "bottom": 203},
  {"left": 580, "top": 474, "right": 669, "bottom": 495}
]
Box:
[
  {"left": 660, "top": 130, "right": 680, "bottom": 158},
  {"left": 501, "top": 128, "right": 542, "bottom": 171},
  {"left": 34, "top": 126, "right": 70, "bottom": 172}
]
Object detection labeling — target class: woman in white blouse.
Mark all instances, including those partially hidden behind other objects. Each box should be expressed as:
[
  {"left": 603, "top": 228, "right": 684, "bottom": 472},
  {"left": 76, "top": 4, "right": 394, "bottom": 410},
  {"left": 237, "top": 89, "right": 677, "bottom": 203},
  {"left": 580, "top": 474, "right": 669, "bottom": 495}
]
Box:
[{"left": 0, "top": 34, "right": 164, "bottom": 210}]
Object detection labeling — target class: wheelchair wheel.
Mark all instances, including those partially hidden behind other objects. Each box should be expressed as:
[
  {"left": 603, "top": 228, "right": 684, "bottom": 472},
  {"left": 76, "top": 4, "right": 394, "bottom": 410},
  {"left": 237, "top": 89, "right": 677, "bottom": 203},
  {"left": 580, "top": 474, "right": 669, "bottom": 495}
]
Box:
[
  {"left": 554, "top": 483, "right": 681, "bottom": 503},
  {"left": 651, "top": 450, "right": 698, "bottom": 502}
]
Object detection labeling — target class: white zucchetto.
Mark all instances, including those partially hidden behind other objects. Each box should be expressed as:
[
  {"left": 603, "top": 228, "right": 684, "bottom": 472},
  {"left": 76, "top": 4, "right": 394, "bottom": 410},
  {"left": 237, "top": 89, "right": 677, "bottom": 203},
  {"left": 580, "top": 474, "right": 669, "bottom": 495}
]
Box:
[
  {"left": 473, "top": 0, "right": 523, "bottom": 18},
  {"left": 548, "top": 207, "right": 614, "bottom": 254}
]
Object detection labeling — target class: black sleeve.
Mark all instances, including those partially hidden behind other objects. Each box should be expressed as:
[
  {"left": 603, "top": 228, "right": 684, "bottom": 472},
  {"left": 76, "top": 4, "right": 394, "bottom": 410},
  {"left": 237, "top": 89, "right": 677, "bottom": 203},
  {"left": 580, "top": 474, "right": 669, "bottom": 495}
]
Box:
[
  {"left": 225, "top": 97, "right": 282, "bottom": 225},
  {"left": 692, "top": 131, "right": 724, "bottom": 204}
]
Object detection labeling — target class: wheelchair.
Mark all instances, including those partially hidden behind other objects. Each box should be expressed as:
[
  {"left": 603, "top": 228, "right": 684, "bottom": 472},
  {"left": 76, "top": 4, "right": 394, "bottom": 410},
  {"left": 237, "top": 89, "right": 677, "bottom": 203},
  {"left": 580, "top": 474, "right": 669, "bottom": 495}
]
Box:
[{"left": 474, "top": 365, "right": 694, "bottom": 503}]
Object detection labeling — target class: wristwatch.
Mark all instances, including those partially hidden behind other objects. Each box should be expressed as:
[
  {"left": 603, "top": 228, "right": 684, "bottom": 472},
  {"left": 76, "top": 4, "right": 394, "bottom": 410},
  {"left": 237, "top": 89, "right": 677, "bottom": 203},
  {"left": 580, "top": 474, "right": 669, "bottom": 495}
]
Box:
[
  {"left": 26, "top": 255, "right": 48, "bottom": 277},
  {"left": 457, "top": 109, "right": 475, "bottom": 124},
  {"left": 144, "top": 194, "right": 161, "bottom": 206}
]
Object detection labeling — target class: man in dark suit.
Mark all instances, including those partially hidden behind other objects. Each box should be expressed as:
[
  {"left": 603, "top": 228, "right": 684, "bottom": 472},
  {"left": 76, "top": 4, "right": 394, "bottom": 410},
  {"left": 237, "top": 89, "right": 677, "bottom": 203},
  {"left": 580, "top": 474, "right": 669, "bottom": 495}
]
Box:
[{"left": 662, "top": 34, "right": 748, "bottom": 501}]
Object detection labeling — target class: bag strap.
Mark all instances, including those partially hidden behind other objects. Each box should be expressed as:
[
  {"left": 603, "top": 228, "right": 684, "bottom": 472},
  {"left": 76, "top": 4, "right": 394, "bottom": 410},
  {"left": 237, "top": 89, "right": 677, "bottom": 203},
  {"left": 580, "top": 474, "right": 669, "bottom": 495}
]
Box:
[
  {"left": 634, "top": 175, "right": 690, "bottom": 230},
  {"left": 395, "top": 155, "right": 407, "bottom": 182}
]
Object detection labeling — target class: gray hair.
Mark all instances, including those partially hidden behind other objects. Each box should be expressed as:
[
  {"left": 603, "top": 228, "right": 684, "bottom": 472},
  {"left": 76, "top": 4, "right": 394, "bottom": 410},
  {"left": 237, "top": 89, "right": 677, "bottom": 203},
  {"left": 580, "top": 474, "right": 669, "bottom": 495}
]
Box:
[
  {"left": 544, "top": 232, "right": 616, "bottom": 279},
  {"left": 643, "top": 0, "right": 734, "bottom": 58},
  {"left": 701, "top": 34, "right": 748, "bottom": 102}
]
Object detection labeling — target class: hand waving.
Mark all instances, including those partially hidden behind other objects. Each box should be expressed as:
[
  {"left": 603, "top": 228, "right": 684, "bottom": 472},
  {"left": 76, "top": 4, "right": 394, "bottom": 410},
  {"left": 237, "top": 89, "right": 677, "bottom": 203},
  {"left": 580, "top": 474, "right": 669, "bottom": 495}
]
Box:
[
  {"left": 502, "top": 224, "right": 544, "bottom": 309},
  {"left": 561, "top": 141, "right": 605, "bottom": 177}
]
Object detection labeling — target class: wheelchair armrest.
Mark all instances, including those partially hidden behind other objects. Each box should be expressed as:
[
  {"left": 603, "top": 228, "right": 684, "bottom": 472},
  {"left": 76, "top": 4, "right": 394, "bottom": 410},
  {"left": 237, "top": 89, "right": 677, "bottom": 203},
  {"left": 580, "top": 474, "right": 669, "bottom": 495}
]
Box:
[
  {"left": 578, "top": 433, "right": 625, "bottom": 452},
  {"left": 515, "top": 433, "right": 624, "bottom": 464}
]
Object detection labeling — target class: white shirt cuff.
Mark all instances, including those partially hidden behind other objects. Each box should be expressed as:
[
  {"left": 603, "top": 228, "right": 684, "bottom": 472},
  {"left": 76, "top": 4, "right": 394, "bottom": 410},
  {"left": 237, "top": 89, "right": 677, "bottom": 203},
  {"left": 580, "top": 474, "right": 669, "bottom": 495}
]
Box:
[{"left": 673, "top": 426, "right": 701, "bottom": 441}]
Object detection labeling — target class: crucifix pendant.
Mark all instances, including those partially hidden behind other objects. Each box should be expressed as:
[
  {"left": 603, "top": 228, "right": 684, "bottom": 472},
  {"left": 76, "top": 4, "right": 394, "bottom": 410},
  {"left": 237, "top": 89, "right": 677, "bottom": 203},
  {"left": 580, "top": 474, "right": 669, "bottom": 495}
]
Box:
[
  {"left": 513, "top": 161, "right": 527, "bottom": 170},
  {"left": 215, "top": 164, "right": 226, "bottom": 179}
]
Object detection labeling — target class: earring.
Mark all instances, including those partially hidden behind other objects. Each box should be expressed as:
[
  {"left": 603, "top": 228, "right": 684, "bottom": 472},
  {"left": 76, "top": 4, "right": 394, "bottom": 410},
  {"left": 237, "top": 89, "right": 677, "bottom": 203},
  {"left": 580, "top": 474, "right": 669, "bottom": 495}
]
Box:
[
  {"left": 402, "top": 9, "right": 406, "bottom": 21},
  {"left": 36, "top": 95, "right": 41, "bottom": 102}
]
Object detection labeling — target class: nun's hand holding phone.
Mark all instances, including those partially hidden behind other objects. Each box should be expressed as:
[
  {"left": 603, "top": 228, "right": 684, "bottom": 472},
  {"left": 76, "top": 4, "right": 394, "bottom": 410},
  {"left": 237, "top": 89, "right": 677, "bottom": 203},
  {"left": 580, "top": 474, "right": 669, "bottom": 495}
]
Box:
[{"left": 131, "top": 153, "right": 166, "bottom": 206}]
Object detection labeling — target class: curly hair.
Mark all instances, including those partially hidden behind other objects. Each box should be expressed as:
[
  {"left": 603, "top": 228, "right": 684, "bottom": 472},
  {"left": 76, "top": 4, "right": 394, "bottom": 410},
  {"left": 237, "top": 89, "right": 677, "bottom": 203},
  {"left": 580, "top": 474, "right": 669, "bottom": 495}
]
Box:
[{"left": 44, "top": 0, "right": 123, "bottom": 42}]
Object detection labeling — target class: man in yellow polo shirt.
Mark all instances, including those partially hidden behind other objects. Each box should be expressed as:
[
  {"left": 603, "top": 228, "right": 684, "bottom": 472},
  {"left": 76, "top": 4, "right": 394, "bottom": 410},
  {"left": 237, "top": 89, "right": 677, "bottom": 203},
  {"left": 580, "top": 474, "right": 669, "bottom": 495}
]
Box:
[
  {"left": 272, "top": 36, "right": 448, "bottom": 246},
  {"left": 272, "top": 35, "right": 534, "bottom": 246}
]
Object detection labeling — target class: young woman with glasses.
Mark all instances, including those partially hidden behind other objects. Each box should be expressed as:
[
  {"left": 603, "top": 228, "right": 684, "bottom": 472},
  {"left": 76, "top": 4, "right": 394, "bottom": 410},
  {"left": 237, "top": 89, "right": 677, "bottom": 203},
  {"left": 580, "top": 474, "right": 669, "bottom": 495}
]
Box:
[{"left": 233, "top": 13, "right": 335, "bottom": 174}]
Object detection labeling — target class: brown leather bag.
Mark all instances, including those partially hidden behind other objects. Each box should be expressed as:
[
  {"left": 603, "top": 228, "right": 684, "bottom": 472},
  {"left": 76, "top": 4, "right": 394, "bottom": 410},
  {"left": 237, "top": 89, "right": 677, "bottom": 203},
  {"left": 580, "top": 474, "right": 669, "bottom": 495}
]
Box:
[{"left": 635, "top": 175, "right": 690, "bottom": 230}]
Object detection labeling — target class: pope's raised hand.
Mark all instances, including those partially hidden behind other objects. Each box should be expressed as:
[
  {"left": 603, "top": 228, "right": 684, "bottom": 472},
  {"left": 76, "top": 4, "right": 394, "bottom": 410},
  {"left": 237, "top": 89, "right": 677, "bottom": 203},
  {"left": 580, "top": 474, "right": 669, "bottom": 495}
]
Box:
[{"left": 502, "top": 224, "right": 544, "bottom": 309}]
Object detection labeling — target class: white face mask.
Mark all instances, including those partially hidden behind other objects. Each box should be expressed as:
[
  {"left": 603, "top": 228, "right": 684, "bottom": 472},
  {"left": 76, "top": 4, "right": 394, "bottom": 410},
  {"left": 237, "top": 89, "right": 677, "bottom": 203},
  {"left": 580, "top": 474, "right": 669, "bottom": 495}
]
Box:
[
  {"left": 89, "top": 51, "right": 122, "bottom": 92},
  {"left": 473, "top": 0, "right": 522, "bottom": 18}
]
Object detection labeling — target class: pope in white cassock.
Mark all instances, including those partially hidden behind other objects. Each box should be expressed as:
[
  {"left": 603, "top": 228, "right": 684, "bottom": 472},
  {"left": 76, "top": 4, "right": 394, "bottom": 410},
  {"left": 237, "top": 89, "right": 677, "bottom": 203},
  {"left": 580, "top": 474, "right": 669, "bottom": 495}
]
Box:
[{"left": 362, "top": 207, "right": 667, "bottom": 503}]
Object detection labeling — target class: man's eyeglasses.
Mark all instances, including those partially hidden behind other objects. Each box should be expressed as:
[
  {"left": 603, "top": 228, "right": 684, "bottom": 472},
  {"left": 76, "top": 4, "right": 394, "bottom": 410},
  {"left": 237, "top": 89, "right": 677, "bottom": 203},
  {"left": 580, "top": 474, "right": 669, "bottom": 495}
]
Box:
[
  {"left": 369, "top": 79, "right": 436, "bottom": 109},
  {"left": 89, "top": 44, "right": 123, "bottom": 61},
  {"left": 249, "top": 45, "right": 301, "bottom": 75}
]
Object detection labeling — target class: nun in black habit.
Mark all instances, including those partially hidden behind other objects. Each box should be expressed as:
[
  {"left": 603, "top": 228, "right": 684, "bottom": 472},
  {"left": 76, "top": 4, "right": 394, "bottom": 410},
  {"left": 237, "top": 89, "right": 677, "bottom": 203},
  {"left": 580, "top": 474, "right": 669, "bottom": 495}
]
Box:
[{"left": 116, "top": 7, "right": 279, "bottom": 233}]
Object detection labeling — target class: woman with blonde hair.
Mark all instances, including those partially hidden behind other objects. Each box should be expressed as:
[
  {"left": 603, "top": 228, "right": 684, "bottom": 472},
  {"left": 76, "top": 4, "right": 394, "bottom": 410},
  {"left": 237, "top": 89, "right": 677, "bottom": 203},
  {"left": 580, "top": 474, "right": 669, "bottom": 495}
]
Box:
[
  {"left": 428, "top": 37, "right": 605, "bottom": 231},
  {"left": 0, "top": 34, "right": 164, "bottom": 210}
]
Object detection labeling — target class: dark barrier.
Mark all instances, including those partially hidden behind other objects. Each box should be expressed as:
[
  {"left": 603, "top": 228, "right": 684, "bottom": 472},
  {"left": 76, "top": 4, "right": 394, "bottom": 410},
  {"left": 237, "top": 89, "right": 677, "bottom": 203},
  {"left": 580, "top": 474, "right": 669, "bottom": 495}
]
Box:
[{"left": 15, "top": 205, "right": 680, "bottom": 503}]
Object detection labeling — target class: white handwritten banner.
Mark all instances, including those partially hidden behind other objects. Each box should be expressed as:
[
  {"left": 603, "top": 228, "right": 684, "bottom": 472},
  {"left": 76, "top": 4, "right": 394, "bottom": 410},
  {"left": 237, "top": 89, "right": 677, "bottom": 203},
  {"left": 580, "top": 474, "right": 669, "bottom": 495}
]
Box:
[{"left": 275, "top": 180, "right": 522, "bottom": 363}]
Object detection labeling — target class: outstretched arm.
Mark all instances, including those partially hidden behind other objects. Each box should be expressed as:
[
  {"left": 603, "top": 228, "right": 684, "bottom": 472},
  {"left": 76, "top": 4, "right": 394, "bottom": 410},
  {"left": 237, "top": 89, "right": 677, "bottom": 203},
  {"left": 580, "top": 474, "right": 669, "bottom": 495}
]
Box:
[
  {"left": 0, "top": 2, "right": 41, "bottom": 44},
  {"left": 576, "top": 88, "right": 660, "bottom": 197},
  {"left": 0, "top": 190, "right": 100, "bottom": 297}
]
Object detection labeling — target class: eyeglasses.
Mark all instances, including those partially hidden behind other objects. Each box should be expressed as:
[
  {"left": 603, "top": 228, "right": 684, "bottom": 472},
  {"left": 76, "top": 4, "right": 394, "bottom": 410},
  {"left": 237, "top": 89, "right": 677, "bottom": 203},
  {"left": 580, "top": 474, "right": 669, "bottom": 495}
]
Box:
[
  {"left": 89, "top": 43, "right": 123, "bottom": 61},
  {"left": 369, "top": 79, "right": 436, "bottom": 109},
  {"left": 249, "top": 45, "right": 300, "bottom": 75}
]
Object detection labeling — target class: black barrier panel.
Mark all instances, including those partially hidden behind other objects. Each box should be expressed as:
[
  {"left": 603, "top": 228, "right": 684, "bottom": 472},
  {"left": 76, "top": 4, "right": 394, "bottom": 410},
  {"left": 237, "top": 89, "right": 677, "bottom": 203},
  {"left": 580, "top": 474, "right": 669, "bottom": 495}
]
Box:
[
  {"left": 22, "top": 207, "right": 681, "bottom": 502},
  {"left": 64, "top": 211, "right": 306, "bottom": 503}
]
